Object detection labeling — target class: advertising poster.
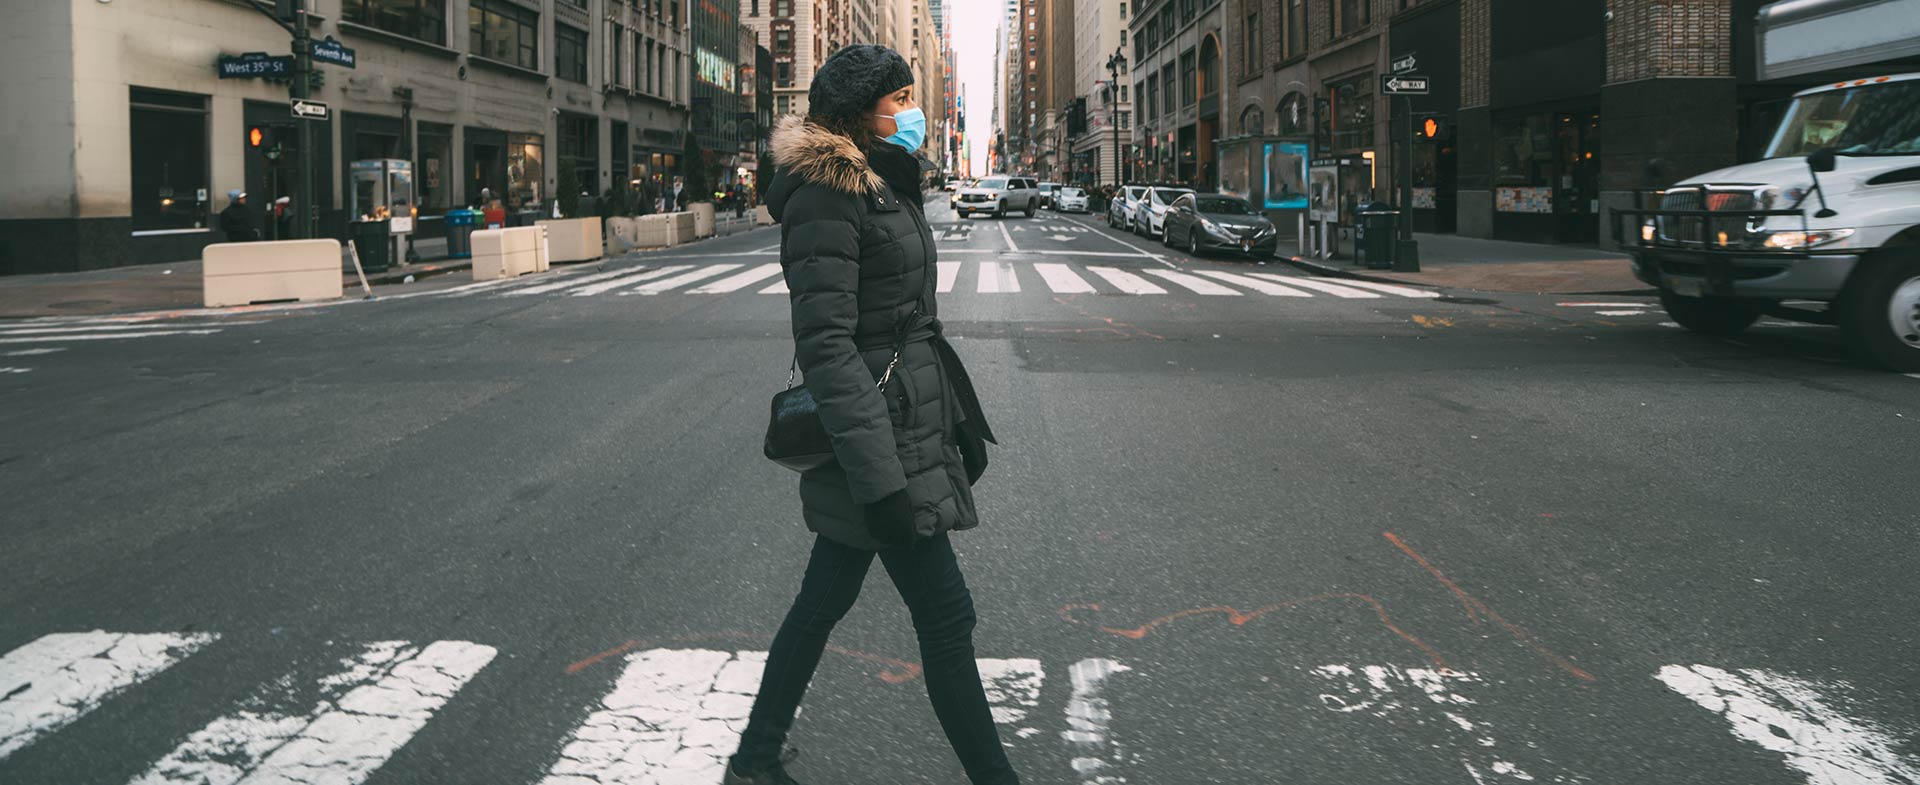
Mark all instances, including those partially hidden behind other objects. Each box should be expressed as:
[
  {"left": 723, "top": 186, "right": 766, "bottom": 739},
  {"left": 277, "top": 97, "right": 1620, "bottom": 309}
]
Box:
[
  {"left": 1263, "top": 142, "right": 1309, "bottom": 209},
  {"left": 1308, "top": 160, "right": 1339, "bottom": 223},
  {"left": 1217, "top": 143, "right": 1250, "bottom": 201}
]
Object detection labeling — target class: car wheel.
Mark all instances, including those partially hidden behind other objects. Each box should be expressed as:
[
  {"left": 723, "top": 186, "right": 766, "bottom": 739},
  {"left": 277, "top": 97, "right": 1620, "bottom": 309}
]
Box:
[
  {"left": 1838, "top": 247, "right": 1920, "bottom": 372},
  {"left": 994, "top": 201, "right": 1005, "bottom": 219},
  {"left": 1188, "top": 233, "right": 1200, "bottom": 256},
  {"left": 1025, "top": 200, "right": 1037, "bottom": 217},
  {"left": 1658, "top": 288, "right": 1762, "bottom": 337}
]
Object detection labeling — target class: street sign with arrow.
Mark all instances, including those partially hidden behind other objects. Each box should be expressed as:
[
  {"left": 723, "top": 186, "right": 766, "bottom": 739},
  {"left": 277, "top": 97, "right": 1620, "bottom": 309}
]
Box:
[
  {"left": 1382, "top": 74, "right": 1430, "bottom": 95},
  {"left": 1391, "top": 52, "right": 1418, "bottom": 74},
  {"left": 291, "top": 99, "right": 330, "bottom": 121}
]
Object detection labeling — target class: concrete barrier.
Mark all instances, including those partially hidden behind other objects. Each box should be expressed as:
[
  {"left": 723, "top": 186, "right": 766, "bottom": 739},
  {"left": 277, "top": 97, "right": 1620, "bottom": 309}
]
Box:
[
  {"left": 753, "top": 205, "right": 774, "bottom": 226},
  {"left": 605, "top": 216, "right": 641, "bottom": 254},
  {"left": 202, "top": 239, "right": 344, "bottom": 308},
  {"left": 537, "top": 216, "right": 602, "bottom": 263},
  {"left": 691, "top": 202, "right": 716, "bottom": 238},
  {"left": 629, "top": 212, "right": 699, "bottom": 249},
  {"left": 471, "top": 226, "right": 544, "bottom": 280}
]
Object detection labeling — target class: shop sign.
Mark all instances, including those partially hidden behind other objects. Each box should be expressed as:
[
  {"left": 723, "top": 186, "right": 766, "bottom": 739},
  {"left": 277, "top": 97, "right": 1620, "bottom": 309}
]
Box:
[
  {"left": 311, "top": 37, "right": 356, "bottom": 68},
  {"left": 217, "top": 52, "right": 292, "bottom": 79},
  {"left": 1382, "top": 75, "right": 1429, "bottom": 95}
]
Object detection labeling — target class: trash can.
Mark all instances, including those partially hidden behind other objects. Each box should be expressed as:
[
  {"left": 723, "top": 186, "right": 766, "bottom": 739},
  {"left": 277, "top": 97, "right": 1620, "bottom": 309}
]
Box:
[
  {"left": 350, "top": 219, "right": 392, "bottom": 273},
  {"left": 444, "top": 209, "right": 480, "bottom": 259},
  {"left": 1355, "top": 202, "right": 1398, "bottom": 269}
]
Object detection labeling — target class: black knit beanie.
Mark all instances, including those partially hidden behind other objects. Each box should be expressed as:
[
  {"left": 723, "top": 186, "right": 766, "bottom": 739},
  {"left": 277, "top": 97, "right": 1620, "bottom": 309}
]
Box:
[{"left": 808, "top": 44, "right": 915, "bottom": 123}]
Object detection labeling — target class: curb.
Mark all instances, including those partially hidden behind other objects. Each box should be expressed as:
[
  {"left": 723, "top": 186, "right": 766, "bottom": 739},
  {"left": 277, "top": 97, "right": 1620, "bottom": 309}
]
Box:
[{"left": 1277, "top": 254, "right": 1656, "bottom": 297}]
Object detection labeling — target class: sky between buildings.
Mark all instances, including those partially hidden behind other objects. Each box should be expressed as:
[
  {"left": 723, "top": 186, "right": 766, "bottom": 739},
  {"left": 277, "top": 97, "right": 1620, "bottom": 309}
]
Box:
[{"left": 947, "top": 0, "right": 1002, "bottom": 175}]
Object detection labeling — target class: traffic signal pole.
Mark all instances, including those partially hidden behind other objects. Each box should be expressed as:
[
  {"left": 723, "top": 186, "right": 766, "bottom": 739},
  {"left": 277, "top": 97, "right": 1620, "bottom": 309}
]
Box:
[{"left": 290, "top": 6, "right": 315, "bottom": 239}]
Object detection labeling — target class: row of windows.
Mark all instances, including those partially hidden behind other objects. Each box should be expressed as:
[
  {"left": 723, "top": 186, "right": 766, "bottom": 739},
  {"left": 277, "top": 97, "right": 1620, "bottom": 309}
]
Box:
[
  {"left": 744, "top": 0, "right": 793, "bottom": 16},
  {"left": 346, "top": 0, "right": 683, "bottom": 65}
]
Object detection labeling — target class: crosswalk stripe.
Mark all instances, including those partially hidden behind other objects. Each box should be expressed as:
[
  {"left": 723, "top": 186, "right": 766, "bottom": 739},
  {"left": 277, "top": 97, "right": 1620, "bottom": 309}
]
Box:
[
  {"left": 0, "top": 632, "right": 219, "bottom": 759},
  {"left": 1313, "top": 664, "right": 1562, "bottom": 784},
  {"left": 132, "top": 640, "right": 496, "bottom": 785},
  {"left": 1064, "top": 658, "right": 1131, "bottom": 784},
  {"left": 569, "top": 266, "right": 692, "bottom": 297},
  {"left": 1193, "top": 270, "right": 1312, "bottom": 296},
  {"left": 0, "top": 329, "right": 223, "bottom": 345},
  {"left": 978, "top": 658, "right": 1046, "bottom": 740},
  {"left": 1085, "top": 266, "right": 1168, "bottom": 294},
  {"left": 431, "top": 277, "right": 534, "bottom": 298},
  {"left": 621, "top": 265, "right": 743, "bottom": 295},
  {"left": 0, "top": 321, "right": 266, "bottom": 337},
  {"left": 1247, "top": 273, "right": 1381, "bottom": 298},
  {"left": 978, "top": 262, "right": 1020, "bottom": 293},
  {"left": 937, "top": 261, "right": 961, "bottom": 293},
  {"left": 538, "top": 648, "right": 760, "bottom": 784},
  {"left": 1140, "top": 269, "right": 1242, "bottom": 295},
  {"left": 1033, "top": 263, "right": 1096, "bottom": 293},
  {"left": 1658, "top": 665, "right": 1920, "bottom": 785},
  {"left": 688, "top": 264, "right": 782, "bottom": 294},
  {"left": 1323, "top": 279, "right": 1442, "bottom": 298},
  {"left": 503, "top": 267, "right": 655, "bottom": 296},
  {"left": 760, "top": 278, "right": 789, "bottom": 294}
]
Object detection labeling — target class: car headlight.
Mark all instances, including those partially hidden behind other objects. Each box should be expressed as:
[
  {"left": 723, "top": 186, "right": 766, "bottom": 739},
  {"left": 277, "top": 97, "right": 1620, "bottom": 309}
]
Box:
[{"left": 1762, "top": 228, "right": 1853, "bottom": 250}]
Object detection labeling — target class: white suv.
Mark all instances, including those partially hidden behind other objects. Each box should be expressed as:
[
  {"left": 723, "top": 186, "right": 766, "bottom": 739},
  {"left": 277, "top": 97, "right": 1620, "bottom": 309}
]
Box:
[
  {"left": 955, "top": 176, "right": 1041, "bottom": 218},
  {"left": 1131, "top": 185, "right": 1195, "bottom": 238}
]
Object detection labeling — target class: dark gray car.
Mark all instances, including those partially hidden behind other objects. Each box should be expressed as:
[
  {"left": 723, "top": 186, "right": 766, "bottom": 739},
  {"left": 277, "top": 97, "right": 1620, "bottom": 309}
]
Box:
[{"left": 1161, "top": 193, "right": 1279, "bottom": 258}]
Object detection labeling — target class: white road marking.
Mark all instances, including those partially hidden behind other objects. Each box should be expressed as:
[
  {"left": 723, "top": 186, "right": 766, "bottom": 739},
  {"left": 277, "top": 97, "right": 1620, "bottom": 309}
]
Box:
[
  {"left": 1059, "top": 216, "right": 1177, "bottom": 268},
  {"left": 573, "top": 266, "right": 702, "bottom": 296},
  {"left": 1595, "top": 310, "right": 1647, "bottom": 316},
  {"left": 1323, "top": 279, "right": 1443, "bottom": 298},
  {"left": 628, "top": 252, "right": 777, "bottom": 260},
  {"left": 940, "top": 249, "right": 998, "bottom": 254},
  {"left": 5, "top": 348, "right": 67, "bottom": 356},
  {"left": 1249, "top": 273, "right": 1382, "bottom": 298},
  {"left": 0, "top": 321, "right": 266, "bottom": 337},
  {"left": 978, "top": 262, "right": 1020, "bottom": 293},
  {"left": 0, "top": 631, "right": 219, "bottom": 759},
  {"left": 1086, "top": 267, "right": 1167, "bottom": 295},
  {"left": 1905, "top": 374, "right": 1920, "bottom": 381},
  {"left": 1021, "top": 250, "right": 1163, "bottom": 258},
  {"left": 749, "top": 244, "right": 781, "bottom": 253},
  {"left": 1063, "top": 658, "right": 1131, "bottom": 784},
  {"left": 1192, "top": 270, "right": 1312, "bottom": 296},
  {"left": 1140, "top": 269, "right": 1241, "bottom": 296},
  {"left": 1035, "top": 263, "right": 1097, "bottom": 293},
  {"left": 937, "top": 261, "right": 961, "bottom": 292},
  {"left": 502, "top": 267, "right": 655, "bottom": 296},
  {"left": 132, "top": 640, "right": 496, "bottom": 785},
  {"left": 1313, "top": 664, "right": 1559, "bottom": 784},
  {"left": 1557, "top": 302, "right": 1650, "bottom": 308},
  {"left": 0, "top": 367, "right": 31, "bottom": 374},
  {"left": 0, "top": 329, "right": 223, "bottom": 345},
  {"left": 1658, "top": 664, "right": 1920, "bottom": 785},
  {"left": 688, "top": 264, "right": 783, "bottom": 293},
  {"left": 424, "top": 276, "right": 538, "bottom": 298},
  {"left": 999, "top": 222, "right": 1020, "bottom": 253},
  {"left": 620, "top": 265, "right": 742, "bottom": 296},
  {"left": 760, "top": 278, "right": 789, "bottom": 294},
  {"left": 537, "top": 648, "right": 761, "bottom": 785},
  {"left": 978, "top": 658, "right": 1045, "bottom": 741}
]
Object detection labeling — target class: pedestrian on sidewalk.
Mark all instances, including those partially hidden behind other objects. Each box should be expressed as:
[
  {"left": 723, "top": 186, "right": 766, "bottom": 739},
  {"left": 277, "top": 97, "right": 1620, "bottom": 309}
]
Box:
[
  {"left": 219, "top": 190, "right": 257, "bottom": 243},
  {"left": 730, "top": 43, "right": 1008, "bottom": 785}
]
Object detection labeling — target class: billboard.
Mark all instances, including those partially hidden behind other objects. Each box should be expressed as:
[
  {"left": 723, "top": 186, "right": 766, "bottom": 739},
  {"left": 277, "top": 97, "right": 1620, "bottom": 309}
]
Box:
[{"left": 1263, "top": 142, "right": 1309, "bottom": 210}]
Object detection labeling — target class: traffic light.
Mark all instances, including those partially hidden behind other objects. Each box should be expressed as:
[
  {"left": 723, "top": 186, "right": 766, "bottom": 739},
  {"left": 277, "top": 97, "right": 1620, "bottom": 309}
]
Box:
[
  {"left": 248, "top": 124, "right": 293, "bottom": 159},
  {"left": 1418, "top": 114, "right": 1447, "bottom": 140},
  {"left": 249, "top": 124, "right": 270, "bottom": 148}
]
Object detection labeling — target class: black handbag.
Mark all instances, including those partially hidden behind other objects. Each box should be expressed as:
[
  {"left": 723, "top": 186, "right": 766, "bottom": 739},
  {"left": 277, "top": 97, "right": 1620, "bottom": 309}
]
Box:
[{"left": 764, "top": 307, "right": 918, "bottom": 472}]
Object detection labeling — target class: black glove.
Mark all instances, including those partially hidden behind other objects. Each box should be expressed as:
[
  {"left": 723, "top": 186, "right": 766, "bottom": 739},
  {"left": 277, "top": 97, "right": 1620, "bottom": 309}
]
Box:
[{"left": 863, "top": 489, "right": 914, "bottom": 547}]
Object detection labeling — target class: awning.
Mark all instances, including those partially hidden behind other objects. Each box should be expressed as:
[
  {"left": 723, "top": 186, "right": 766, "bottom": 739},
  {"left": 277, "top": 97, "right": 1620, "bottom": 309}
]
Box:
[{"left": 1756, "top": 0, "right": 1920, "bottom": 80}]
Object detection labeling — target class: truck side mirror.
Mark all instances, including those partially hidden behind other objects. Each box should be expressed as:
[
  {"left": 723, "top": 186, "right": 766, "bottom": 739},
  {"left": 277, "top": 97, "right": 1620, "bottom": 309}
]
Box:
[{"left": 1808, "top": 147, "right": 1837, "bottom": 173}]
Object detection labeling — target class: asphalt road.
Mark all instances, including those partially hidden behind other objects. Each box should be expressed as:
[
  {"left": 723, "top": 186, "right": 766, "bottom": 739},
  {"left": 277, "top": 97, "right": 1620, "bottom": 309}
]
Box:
[{"left": 3, "top": 195, "right": 1917, "bottom": 785}]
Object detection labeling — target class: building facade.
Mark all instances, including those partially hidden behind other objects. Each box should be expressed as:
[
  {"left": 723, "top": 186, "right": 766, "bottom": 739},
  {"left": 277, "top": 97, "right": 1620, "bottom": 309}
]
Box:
[
  {"left": 1129, "top": 0, "right": 1228, "bottom": 190},
  {"left": 2, "top": 0, "right": 692, "bottom": 273},
  {"left": 741, "top": 0, "right": 824, "bottom": 116},
  {"left": 1070, "top": 0, "right": 1134, "bottom": 187}
]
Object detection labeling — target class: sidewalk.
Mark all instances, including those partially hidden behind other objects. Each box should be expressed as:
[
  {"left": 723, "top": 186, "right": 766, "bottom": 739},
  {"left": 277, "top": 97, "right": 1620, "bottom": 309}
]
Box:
[
  {"left": 0, "top": 216, "right": 769, "bottom": 319},
  {"left": 1281, "top": 232, "right": 1650, "bottom": 295}
]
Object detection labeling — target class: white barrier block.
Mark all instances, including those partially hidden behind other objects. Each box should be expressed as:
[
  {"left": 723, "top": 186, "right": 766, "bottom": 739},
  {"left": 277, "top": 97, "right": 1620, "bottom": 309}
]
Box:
[{"left": 202, "top": 239, "right": 344, "bottom": 308}]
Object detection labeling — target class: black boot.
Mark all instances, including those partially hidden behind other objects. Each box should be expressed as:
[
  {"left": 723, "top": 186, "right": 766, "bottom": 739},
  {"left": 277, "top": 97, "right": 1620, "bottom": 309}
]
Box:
[{"left": 722, "top": 747, "right": 806, "bottom": 785}]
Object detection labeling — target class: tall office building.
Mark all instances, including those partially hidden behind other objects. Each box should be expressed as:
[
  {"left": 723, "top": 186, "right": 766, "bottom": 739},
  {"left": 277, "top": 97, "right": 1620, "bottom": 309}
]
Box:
[{"left": 1071, "top": 0, "right": 1131, "bottom": 185}]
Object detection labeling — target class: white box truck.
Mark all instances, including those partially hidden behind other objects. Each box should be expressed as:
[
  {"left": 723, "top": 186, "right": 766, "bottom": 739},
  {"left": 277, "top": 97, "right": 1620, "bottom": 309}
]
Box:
[{"left": 1617, "top": 0, "right": 1920, "bottom": 371}]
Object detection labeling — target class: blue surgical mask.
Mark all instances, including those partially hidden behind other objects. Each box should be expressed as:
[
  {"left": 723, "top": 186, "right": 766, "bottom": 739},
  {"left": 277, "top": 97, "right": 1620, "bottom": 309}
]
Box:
[{"left": 874, "top": 107, "right": 926, "bottom": 153}]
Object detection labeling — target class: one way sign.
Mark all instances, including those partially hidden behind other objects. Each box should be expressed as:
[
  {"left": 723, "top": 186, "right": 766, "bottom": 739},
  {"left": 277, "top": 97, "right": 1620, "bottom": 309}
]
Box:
[
  {"left": 291, "top": 99, "right": 330, "bottom": 121},
  {"left": 1381, "top": 75, "right": 1429, "bottom": 95}
]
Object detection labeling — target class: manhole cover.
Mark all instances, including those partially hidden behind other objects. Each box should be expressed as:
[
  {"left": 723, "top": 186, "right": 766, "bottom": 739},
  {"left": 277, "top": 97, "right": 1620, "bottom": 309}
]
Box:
[
  {"left": 1435, "top": 296, "right": 1499, "bottom": 305},
  {"left": 48, "top": 299, "right": 114, "bottom": 310}
]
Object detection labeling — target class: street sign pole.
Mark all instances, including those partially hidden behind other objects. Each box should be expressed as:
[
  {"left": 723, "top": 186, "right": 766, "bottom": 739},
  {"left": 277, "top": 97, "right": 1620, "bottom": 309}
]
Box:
[{"left": 290, "top": 2, "right": 315, "bottom": 239}]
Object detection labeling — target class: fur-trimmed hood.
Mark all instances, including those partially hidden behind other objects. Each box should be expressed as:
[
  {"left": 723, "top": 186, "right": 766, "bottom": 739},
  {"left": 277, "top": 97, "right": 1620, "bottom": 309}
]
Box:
[{"left": 769, "top": 114, "right": 886, "bottom": 197}]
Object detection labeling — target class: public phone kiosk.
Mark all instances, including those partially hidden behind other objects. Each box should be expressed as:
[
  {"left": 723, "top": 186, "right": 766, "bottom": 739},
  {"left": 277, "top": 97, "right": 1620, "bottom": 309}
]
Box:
[{"left": 350, "top": 158, "right": 416, "bottom": 264}]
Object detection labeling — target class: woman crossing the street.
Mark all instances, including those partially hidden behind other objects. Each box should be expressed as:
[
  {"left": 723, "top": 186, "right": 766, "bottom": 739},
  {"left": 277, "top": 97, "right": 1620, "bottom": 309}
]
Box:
[{"left": 725, "top": 43, "right": 1011, "bottom": 785}]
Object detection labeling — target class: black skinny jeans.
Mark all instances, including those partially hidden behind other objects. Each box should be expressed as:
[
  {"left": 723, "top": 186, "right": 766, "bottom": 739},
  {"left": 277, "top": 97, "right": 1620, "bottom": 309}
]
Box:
[{"left": 732, "top": 533, "right": 1020, "bottom": 785}]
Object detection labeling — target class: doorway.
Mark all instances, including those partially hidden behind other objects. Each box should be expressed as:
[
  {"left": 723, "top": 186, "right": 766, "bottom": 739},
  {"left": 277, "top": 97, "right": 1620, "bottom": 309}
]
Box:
[{"left": 1552, "top": 111, "right": 1600, "bottom": 243}]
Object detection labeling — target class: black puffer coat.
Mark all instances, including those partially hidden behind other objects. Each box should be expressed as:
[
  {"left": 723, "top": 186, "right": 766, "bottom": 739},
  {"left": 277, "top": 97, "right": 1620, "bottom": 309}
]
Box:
[{"left": 765, "top": 115, "right": 994, "bottom": 550}]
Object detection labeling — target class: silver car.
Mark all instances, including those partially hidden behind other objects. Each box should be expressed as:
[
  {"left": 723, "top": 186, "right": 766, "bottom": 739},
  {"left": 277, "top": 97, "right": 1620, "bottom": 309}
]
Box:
[
  {"left": 954, "top": 175, "right": 1041, "bottom": 218},
  {"left": 1051, "top": 186, "right": 1090, "bottom": 213}
]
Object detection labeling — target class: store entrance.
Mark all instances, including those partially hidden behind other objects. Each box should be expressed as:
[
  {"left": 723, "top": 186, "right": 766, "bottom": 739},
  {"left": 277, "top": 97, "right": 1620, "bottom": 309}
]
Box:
[{"left": 1552, "top": 111, "right": 1600, "bottom": 244}]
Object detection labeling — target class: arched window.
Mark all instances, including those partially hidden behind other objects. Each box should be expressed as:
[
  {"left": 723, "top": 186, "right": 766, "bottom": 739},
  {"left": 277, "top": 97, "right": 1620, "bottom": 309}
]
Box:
[
  {"left": 1276, "top": 91, "right": 1306, "bottom": 136},
  {"left": 1197, "top": 34, "right": 1220, "bottom": 97},
  {"left": 1240, "top": 105, "right": 1265, "bottom": 136}
]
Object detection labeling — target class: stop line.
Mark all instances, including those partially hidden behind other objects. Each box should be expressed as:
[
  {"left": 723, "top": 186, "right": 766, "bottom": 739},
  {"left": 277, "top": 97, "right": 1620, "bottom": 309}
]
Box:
[{"left": 5, "top": 631, "right": 1917, "bottom": 785}]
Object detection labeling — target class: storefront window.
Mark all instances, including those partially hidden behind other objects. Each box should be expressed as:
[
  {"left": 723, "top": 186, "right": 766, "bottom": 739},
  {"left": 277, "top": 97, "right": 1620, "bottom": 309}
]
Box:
[
  {"left": 470, "top": 0, "right": 539, "bottom": 70},
  {"left": 343, "top": 0, "right": 446, "bottom": 45},
  {"left": 1493, "top": 114, "right": 1553, "bottom": 213},
  {"left": 418, "top": 124, "right": 452, "bottom": 215},
  {"left": 507, "top": 132, "right": 544, "bottom": 208},
  {"left": 558, "top": 113, "right": 598, "bottom": 197},
  {"left": 129, "top": 87, "right": 209, "bottom": 232}
]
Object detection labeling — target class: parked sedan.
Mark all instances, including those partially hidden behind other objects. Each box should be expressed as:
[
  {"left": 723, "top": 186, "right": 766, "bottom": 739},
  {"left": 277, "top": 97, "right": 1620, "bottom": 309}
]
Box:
[
  {"left": 1051, "top": 186, "right": 1090, "bottom": 213},
  {"left": 1160, "top": 193, "right": 1279, "bottom": 257}
]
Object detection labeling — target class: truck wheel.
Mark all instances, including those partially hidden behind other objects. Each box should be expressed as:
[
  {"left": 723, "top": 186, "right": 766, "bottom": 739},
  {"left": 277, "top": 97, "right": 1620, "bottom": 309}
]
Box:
[
  {"left": 994, "top": 201, "right": 1005, "bottom": 219},
  {"left": 1838, "top": 248, "right": 1920, "bottom": 372},
  {"left": 1658, "top": 289, "right": 1761, "bottom": 336},
  {"left": 1024, "top": 200, "right": 1036, "bottom": 217}
]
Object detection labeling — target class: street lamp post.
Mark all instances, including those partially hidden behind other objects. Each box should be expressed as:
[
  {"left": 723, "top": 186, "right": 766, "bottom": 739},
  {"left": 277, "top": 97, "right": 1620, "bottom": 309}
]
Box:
[{"left": 1105, "top": 47, "right": 1127, "bottom": 187}]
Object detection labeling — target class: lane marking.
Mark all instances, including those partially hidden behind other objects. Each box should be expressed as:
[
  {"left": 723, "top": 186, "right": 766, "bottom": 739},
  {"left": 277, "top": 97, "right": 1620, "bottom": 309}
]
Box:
[
  {"left": 1557, "top": 302, "right": 1651, "bottom": 308},
  {"left": 688, "top": 264, "right": 783, "bottom": 293},
  {"left": 4, "top": 348, "right": 66, "bottom": 356},
  {"left": 1248, "top": 273, "right": 1381, "bottom": 298},
  {"left": 1063, "top": 658, "right": 1131, "bottom": 784},
  {"left": 0, "top": 329, "right": 222, "bottom": 345},
  {"left": 537, "top": 648, "right": 761, "bottom": 784},
  {"left": 1658, "top": 665, "right": 1920, "bottom": 785},
  {"left": 0, "top": 366, "right": 32, "bottom": 374},
  {"left": 620, "top": 265, "right": 742, "bottom": 295},
  {"left": 1034, "top": 263, "right": 1097, "bottom": 293},
  {"left": 571, "top": 266, "right": 699, "bottom": 297},
  {"left": 132, "top": 640, "right": 496, "bottom": 785},
  {"left": 1313, "top": 665, "right": 1561, "bottom": 784},
  {"left": 978, "top": 658, "right": 1045, "bottom": 740},
  {"left": 1140, "top": 269, "right": 1241, "bottom": 296},
  {"left": 0, "top": 632, "right": 219, "bottom": 759},
  {"left": 1192, "top": 270, "right": 1312, "bottom": 297},
  {"left": 428, "top": 276, "right": 539, "bottom": 298},
  {"left": 502, "top": 267, "right": 657, "bottom": 296},
  {"left": 1058, "top": 215, "right": 1177, "bottom": 268},
  {"left": 749, "top": 244, "right": 780, "bottom": 253},
  {"left": 1325, "top": 279, "right": 1442, "bottom": 299},
  {"left": 0, "top": 321, "right": 267, "bottom": 337},
  {"left": 1594, "top": 310, "right": 1646, "bottom": 316},
  {"left": 937, "top": 261, "right": 961, "bottom": 293},
  {"left": 978, "top": 262, "right": 1021, "bottom": 293},
  {"left": 998, "top": 221, "right": 1020, "bottom": 253},
  {"left": 626, "top": 252, "right": 777, "bottom": 260},
  {"left": 760, "top": 278, "right": 789, "bottom": 294},
  {"left": 1086, "top": 266, "right": 1167, "bottom": 295}
]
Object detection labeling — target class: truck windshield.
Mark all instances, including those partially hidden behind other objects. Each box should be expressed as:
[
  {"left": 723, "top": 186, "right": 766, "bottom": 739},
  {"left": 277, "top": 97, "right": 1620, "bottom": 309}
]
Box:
[{"left": 1766, "top": 80, "right": 1920, "bottom": 158}]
